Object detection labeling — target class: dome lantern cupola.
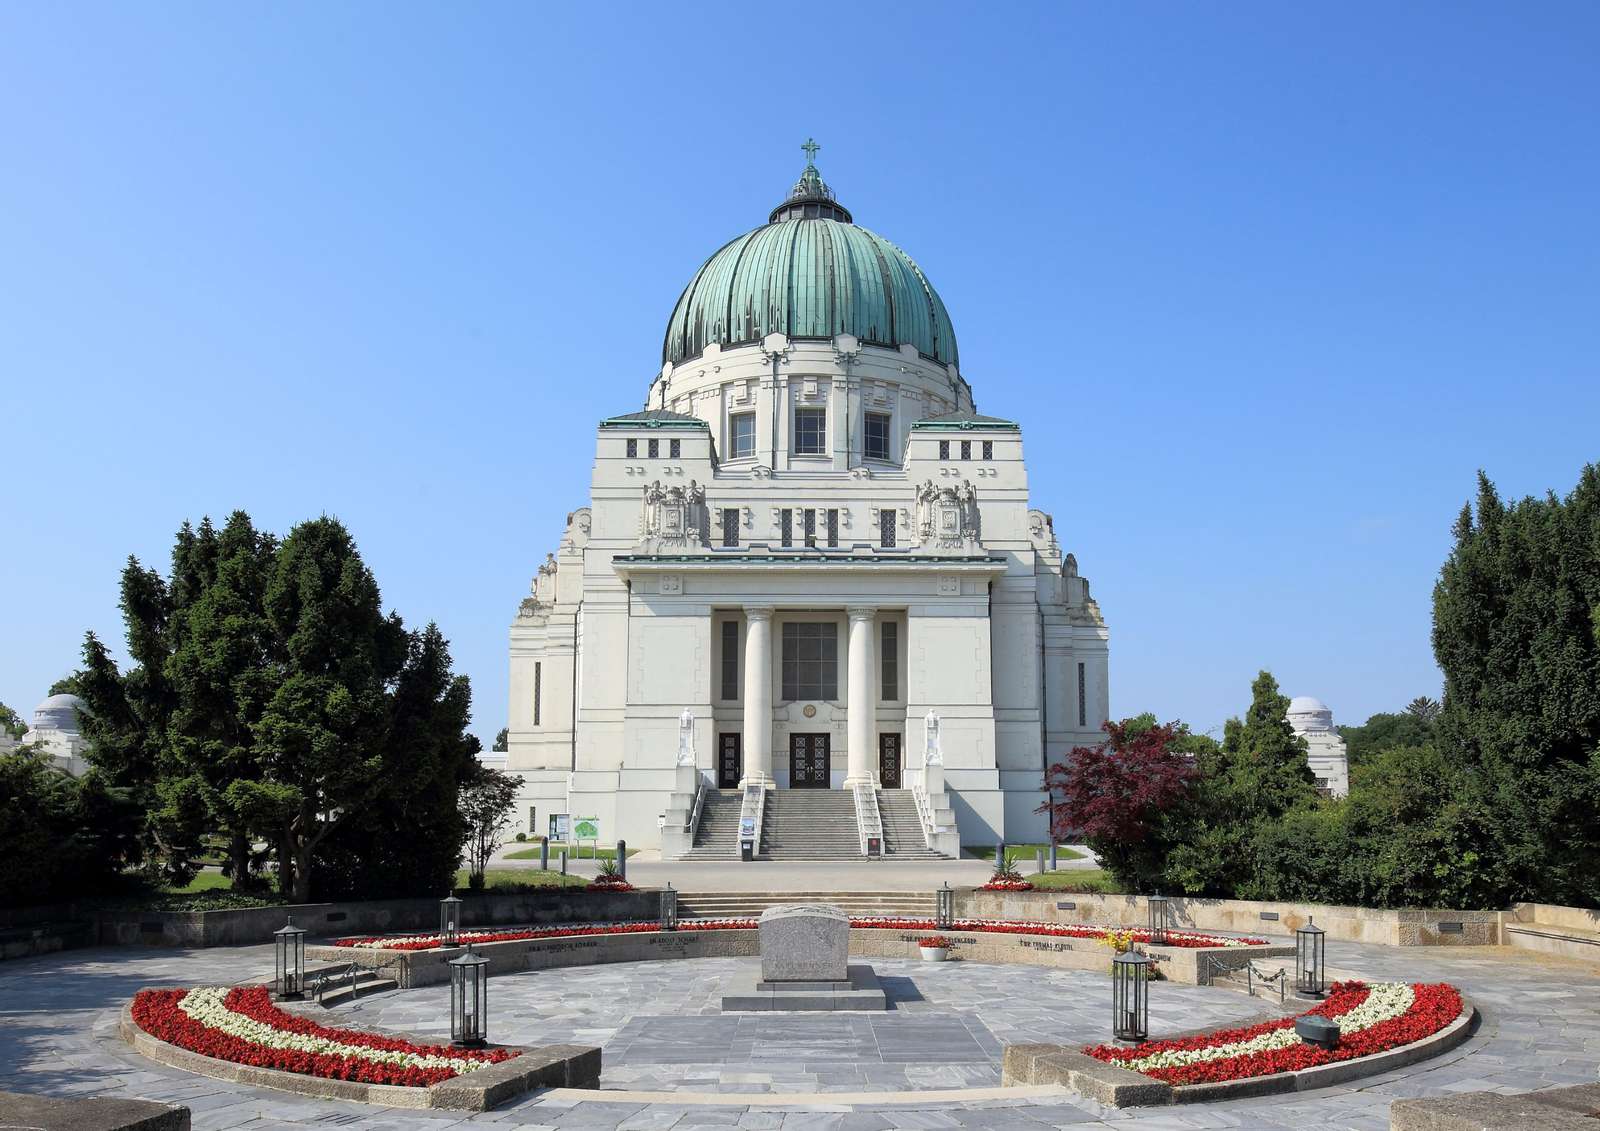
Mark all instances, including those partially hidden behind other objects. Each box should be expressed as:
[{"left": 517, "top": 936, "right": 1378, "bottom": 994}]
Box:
[
  {"left": 662, "top": 140, "right": 958, "bottom": 368},
  {"left": 769, "top": 138, "right": 853, "bottom": 224}
]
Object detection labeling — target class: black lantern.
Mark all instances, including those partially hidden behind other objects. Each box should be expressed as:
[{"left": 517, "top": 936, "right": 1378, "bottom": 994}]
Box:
[
  {"left": 1296, "top": 916, "right": 1326, "bottom": 997},
  {"left": 274, "top": 916, "right": 305, "bottom": 1000},
  {"left": 1111, "top": 949, "right": 1151, "bottom": 1041},
  {"left": 449, "top": 945, "right": 490, "bottom": 1048},
  {"left": 661, "top": 883, "right": 678, "bottom": 931},
  {"left": 439, "top": 894, "right": 463, "bottom": 947},
  {"left": 1147, "top": 892, "right": 1170, "bottom": 946},
  {"left": 936, "top": 882, "right": 954, "bottom": 930}
]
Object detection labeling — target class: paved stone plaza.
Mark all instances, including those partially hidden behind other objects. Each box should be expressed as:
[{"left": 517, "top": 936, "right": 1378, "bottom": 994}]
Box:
[{"left": 1, "top": 939, "right": 1597, "bottom": 1129}]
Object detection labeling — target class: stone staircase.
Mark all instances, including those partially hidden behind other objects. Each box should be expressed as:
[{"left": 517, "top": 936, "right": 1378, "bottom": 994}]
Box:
[
  {"left": 876, "top": 789, "right": 946, "bottom": 857},
  {"left": 676, "top": 890, "right": 939, "bottom": 921},
  {"left": 760, "top": 790, "right": 861, "bottom": 860},
  {"left": 682, "top": 788, "right": 744, "bottom": 858}
]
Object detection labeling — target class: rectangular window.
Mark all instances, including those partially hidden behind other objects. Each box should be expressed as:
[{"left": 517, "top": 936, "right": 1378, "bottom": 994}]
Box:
[
  {"left": 721, "top": 620, "right": 740, "bottom": 700},
  {"left": 528, "top": 806, "right": 536, "bottom": 831},
  {"left": 722, "top": 507, "right": 740, "bottom": 548},
  {"left": 1078, "top": 662, "right": 1087, "bottom": 728},
  {"left": 960, "top": 440, "right": 972, "bottom": 460},
  {"left": 982, "top": 440, "right": 993, "bottom": 460},
  {"left": 794, "top": 407, "right": 826, "bottom": 455},
  {"left": 803, "top": 508, "right": 816, "bottom": 547},
  {"left": 938, "top": 439, "right": 950, "bottom": 460},
  {"left": 670, "top": 438, "right": 681, "bottom": 458},
  {"left": 780, "top": 508, "right": 793, "bottom": 546},
  {"left": 879, "top": 509, "right": 896, "bottom": 548},
  {"left": 864, "top": 412, "right": 892, "bottom": 461},
  {"left": 648, "top": 437, "right": 659, "bottom": 458},
  {"left": 534, "top": 661, "right": 542, "bottom": 727},
  {"left": 782, "top": 622, "right": 838, "bottom": 701},
  {"left": 826, "top": 508, "right": 839, "bottom": 548},
  {"left": 881, "top": 621, "right": 899, "bottom": 701},
  {"left": 625, "top": 438, "right": 637, "bottom": 458},
  {"left": 730, "top": 412, "right": 755, "bottom": 458}
]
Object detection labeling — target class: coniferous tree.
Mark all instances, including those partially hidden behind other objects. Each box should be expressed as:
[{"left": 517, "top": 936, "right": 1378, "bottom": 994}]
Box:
[{"left": 1431, "top": 467, "right": 1600, "bottom": 905}]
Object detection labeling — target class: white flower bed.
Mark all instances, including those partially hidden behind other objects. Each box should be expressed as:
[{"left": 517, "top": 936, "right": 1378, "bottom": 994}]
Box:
[
  {"left": 1120, "top": 982, "right": 1415, "bottom": 1072},
  {"left": 176, "top": 987, "right": 491, "bottom": 1073}
]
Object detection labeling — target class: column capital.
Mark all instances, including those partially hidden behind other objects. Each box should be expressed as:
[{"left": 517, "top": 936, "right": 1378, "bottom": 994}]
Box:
[
  {"left": 846, "top": 605, "right": 878, "bottom": 623},
  {"left": 745, "top": 605, "right": 776, "bottom": 623}
]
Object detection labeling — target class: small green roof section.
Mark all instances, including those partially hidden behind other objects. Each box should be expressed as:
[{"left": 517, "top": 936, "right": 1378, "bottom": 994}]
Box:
[
  {"left": 599, "top": 410, "right": 708, "bottom": 429},
  {"left": 662, "top": 150, "right": 958, "bottom": 369},
  {"left": 911, "top": 410, "right": 1019, "bottom": 432}
]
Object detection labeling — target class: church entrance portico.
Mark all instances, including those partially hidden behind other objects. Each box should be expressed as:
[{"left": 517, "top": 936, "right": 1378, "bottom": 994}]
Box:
[
  {"left": 878, "top": 733, "right": 902, "bottom": 788},
  {"left": 789, "top": 733, "right": 830, "bottom": 787},
  {"left": 717, "top": 733, "right": 742, "bottom": 788}
]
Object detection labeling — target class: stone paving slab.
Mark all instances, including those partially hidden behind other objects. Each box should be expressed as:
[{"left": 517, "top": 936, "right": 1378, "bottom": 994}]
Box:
[{"left": 1, "top": 941, "right": 1598, "bottom": 1128}]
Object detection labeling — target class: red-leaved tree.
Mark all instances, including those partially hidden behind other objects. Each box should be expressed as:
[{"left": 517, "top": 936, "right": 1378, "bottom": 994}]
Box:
[{"left": 1040, "top": 719, "right": 1199, "bottom": 891}]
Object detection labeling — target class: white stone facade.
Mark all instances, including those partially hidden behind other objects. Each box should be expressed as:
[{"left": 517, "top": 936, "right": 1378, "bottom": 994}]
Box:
[
  {"left": 13, "top": 693, "right": 92, "bottom": 777},
  {"left": 1287, "top": 696, "right": 1351, "bottom": 798},
  {"left": 504, "top": 331, "right": 1109, "bottom": 850}
]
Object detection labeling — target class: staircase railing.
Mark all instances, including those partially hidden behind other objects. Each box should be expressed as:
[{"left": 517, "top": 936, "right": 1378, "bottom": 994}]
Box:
[
  {"left": 853, "top": 784, "right": 884, "bottom": 856},
  {"left": 909, "top": 781, "right": 937, "bottom": 851},
  {"left": 735, "top": 781, "right": 767, "bottom": 859},
  {"left": 687, "top": 774, "right": 707, "bottom": 844}
]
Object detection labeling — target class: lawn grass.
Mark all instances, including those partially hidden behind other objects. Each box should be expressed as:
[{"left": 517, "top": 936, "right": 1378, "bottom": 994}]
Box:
[
  {"left": 504, "top": 842, "right": 639, "bottom": 862},
  {"left": 167, "top": 870, "right": 238, "bottom": 893},
  {"left": 964, "top": 843, "right": 1085, "bottom": 863},
  {"left": 458, "top": 868, "right": 589, "bottom": 891},
  {"left": 1026, "top": 867, "right": 1121, "bottom": 893}
]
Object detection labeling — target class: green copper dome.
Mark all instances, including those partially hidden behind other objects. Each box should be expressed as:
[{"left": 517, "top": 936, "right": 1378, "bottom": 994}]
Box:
[{"left": 662, "top": 155, "right": 958, "bottom": 368}]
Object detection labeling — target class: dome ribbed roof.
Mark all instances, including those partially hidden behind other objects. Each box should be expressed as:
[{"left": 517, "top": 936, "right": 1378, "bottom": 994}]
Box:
[{"left": 662, "top": 157, "right": 958, "bottom": 368}]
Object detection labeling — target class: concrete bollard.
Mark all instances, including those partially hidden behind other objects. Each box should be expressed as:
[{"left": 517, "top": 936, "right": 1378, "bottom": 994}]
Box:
[
  {"left": 996, "top": 841, "right": 1006, "bottom": 870},
  {"left": 1036, "top": 847, "right": 1046, "bottom": 874},
  {"left": 1048, "top": 841, "right": 1058, "bottom": 871},
  {"left": 540, "top": 836, "right": 549, "bottom": 871},
  {"left": 617, "top": 840, "right": 626, "bottom": 881}
]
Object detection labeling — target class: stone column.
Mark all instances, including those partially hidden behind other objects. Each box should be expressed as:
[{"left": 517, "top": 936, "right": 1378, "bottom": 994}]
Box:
[
  {"left": 742, "top": 606, "right": 775, "bottom": 786},
  {"left": 845, "top": 606, "right": 877, "bottom": 787}
]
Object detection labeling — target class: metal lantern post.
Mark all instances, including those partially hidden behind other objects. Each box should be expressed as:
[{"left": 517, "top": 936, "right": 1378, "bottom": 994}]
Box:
[
  {"left": 449, "top": 945, "right": 490, "bottom": 1048},
  {"left": 1147, "top": 892, "right": 1170, "bottom": 946},
  {"left": 274, "top": 916, "right": 306, "bottom": 1000},
  {"left": 1111, "top": 949, "right": 1151, "bottom": 1041},
  {"left": 660, "top": 883, "right": 678, "bottom": 931},
  {"left": 439, "top": 894, "right": 463, "bottom": 947},
  {"left": 1296, "top": 916, "right": 1326, "bottom": 997},
  {"left": 936, "top": 882, "right": 954, "bottom": 930}
]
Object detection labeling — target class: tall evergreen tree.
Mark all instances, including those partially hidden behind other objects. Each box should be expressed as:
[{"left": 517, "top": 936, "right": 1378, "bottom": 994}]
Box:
[
  {"left": 233, "top": 517, "right": 408, "bottom": 903},
  {"left": 164, "top": 512, "right": 280, "bottom": 887},
  {"left": 1431, "top": 467, "right": 1600, "bottom": 905}
]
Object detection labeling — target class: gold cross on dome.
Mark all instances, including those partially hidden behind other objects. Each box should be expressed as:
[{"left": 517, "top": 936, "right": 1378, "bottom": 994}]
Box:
[{"left": 801, "top": 138, "right": 820, "bottom": 165}]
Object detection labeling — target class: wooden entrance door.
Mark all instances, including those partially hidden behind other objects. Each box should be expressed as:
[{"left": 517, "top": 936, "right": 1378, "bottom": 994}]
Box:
[
  {"left": 789, "top": 733, "right": 830, "bottom": 788},
  {"left": 717, "top": 733, "right": 741, "bottom": 788},
  {"left": 878, "top": 733, "right": 902, "bottom": 788}
]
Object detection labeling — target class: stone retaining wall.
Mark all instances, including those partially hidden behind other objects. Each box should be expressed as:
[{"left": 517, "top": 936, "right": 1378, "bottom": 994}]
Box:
[
  {"left": 311, "top": 927, "right": 1291, "bottom": 989},
  {"left": 958, "top": 892, "right": 1503, "bottom": 947},
  {"left": 95, "top": 889, "right": 659, "bottom": 949}
]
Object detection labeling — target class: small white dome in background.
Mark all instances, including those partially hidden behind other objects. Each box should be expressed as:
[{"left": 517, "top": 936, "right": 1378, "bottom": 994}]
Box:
[
  {"left": 1287, "top": 695, "right": 1335, "bottom": 734},
  {"left": 32, "top": 693, "right": 88, "bottom": 734}
]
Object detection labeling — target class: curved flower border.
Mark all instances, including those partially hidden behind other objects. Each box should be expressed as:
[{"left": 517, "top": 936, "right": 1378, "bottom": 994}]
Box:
[
  {"left": 131, "top": 986, "right": 516, "bottom": 1087},
  {"left": 1084, "top": 979, "right": 1463, "bottom": 1085},
  {"left": 331, "top": 917, "right": 1267, "bottom": 952}
]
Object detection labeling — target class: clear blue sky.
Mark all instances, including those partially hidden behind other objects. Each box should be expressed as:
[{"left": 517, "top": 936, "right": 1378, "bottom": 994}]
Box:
[{"left": 3, "top": 3, "right": 1597, "bottom": 749}]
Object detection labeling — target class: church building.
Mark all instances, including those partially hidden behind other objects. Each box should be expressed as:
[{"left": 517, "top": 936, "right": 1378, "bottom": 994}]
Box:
[{"left": 505, "top": 147, "right": 1109, "bottom": 857}]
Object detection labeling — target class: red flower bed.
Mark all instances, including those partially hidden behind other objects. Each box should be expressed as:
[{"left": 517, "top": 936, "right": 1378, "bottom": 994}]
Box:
[
  {"left": 978, "top": 878, "right": 1035, "bottom": 891},
  {"left": 585, "top": 878, "right": 635, "bottom": 892},
  {"left": 1084, "top": 979, "right": 1464, "bottom": 1085},
  {"left": 333, "top": 917, "right": 1263, "bottom": 952},
  {"left": 130, "top": 986, "right": 515, "bottom": 1087}
]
